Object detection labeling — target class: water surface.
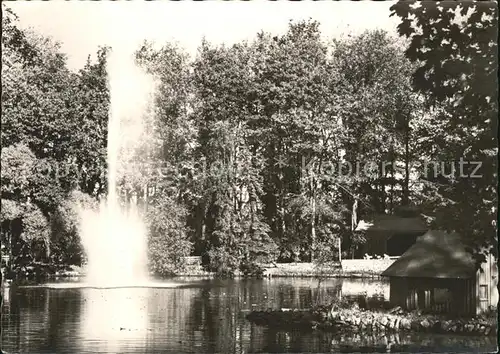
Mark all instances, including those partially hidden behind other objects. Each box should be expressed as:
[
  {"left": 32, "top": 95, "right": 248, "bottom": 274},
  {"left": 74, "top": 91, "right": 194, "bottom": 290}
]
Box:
[{"left": 1, "top": 278, "right": 496, "bottom": 353}]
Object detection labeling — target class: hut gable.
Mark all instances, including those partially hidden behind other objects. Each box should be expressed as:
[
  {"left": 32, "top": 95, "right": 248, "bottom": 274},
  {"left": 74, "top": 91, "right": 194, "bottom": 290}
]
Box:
[{"left": 381, "top": 230, "right": 476, "bottom": 279}]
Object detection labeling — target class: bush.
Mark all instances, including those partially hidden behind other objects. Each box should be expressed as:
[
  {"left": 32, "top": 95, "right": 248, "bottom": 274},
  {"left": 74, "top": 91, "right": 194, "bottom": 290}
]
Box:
[
  {"left": 240, "top": 261, "right": 264, "bottom": 278},
  {"left": 206, "top": 246, "right": 239, "bottom": 278},
  {"left": 329, "top": 296, "right": 354, "bottom": 311},
  {"left": 146, "top": 196, "right": 192, "bottom": 277}
]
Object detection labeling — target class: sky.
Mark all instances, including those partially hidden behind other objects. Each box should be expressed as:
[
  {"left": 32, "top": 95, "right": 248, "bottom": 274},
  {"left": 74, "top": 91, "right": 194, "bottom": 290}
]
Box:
[{"left": 9, "top": 1, "right": 399, "bottom": 71}]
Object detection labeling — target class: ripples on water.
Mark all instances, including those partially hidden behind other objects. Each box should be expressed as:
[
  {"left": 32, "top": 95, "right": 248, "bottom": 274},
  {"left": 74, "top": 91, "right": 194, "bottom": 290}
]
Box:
[{"left": 1, "top": 278, "right": 496, "bottom": 353}]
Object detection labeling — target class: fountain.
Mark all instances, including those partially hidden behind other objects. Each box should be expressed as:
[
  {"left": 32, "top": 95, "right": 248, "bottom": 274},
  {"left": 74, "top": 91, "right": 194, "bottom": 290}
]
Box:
[
  {"left": 78, "top": 47, "right": 153, "bottom": 287},
  {"left": 36, "top": 46, "right": 188, "bottom": 290},
  {"left": 78, "top": 198, "right": 149, "bottom": 287}
]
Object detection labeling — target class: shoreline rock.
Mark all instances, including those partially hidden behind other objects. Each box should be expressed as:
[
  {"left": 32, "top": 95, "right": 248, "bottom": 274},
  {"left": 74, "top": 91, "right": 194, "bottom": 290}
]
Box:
[{"left": 246, "top": 306, "right": 497, "bottom": 337}]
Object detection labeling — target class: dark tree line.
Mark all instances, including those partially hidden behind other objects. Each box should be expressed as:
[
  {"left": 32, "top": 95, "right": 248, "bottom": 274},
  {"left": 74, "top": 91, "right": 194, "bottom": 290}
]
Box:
[{"left": 1, "top": 2, "right": 496, "bottom": 277}]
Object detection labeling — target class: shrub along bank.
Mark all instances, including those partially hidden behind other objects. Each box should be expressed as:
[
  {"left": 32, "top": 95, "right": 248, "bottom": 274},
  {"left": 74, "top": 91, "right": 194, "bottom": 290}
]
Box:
[{"left": 246, "top": 305, "right": 497, "bottom": 337}]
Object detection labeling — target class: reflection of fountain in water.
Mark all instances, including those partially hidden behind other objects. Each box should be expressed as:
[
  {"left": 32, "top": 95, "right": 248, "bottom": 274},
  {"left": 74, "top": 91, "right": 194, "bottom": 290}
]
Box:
[
  {"left": 78, "top": 286, "right": 201, "bottom": 353},
  {"left": 78, "top": 47, "right": 155, "bottom": 287},
  {"left": 80, "top": 288, "right": 149, "bottom": 353}
]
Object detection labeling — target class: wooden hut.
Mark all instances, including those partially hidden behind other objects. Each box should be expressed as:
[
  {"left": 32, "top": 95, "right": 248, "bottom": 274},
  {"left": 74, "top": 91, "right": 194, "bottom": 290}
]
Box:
[
  {"left": 354, "top": 214, "right": 428, "bottom": 257},
  {"left": 381, "top": 230, "right": 498, "bottom": 316}
]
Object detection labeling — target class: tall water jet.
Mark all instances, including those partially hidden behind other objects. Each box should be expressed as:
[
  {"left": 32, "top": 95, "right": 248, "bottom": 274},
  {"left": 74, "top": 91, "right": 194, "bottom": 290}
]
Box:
[{"left": 79, "top": 47, "right": 155, "bottom": 287}]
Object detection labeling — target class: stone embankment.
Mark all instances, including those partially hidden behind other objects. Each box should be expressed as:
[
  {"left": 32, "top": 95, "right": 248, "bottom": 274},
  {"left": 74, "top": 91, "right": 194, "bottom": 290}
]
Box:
[
  {"left": 246, "top": 305, "right": 497, "bottom": 337},
  {"left": 261, "top": 260, "right": 397, "bottom": 278}
]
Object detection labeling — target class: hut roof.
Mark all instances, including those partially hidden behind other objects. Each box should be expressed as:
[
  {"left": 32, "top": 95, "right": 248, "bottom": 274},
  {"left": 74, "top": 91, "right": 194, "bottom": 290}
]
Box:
[
  {"left": 355, "top": 214, "right": 428, "bottom": 234},
  {"left": 381, "top": 230, "right": 476, "bottom": 279}
]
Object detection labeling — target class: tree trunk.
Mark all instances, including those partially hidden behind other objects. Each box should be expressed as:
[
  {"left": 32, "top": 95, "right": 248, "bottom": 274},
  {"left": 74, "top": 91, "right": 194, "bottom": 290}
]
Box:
[
  {"left": 403, "top": 117, "right": 410, "bottom": 205},
  {"left": 350, "top": 197, "right": 358, "bottom": 261},
  {"left": 351, "top": 198, "right": 358, "bottom": 231},
  {"left": 8, "top": 221, "right": 13, "bottom": 273},
  {"left": 390, "top": 169, "right": 394, "bottom": 213},
  {"left": 310, "top": 189, "right": 316, "bottom": 262},
  {"left": 338, "top": 237, "right": 342, "bottom": 263},
  {"left": 280, "top": 202, "right": 286, "bottom": 245},
  {"left": 279, "top": 167, "right": 286, "bottom": 252},
  {"left": 380, "top": 168, "right": 386, "bottom": 212},
  {"left": 44, "top": 238, "right": 51, "bottom": 261},
  {"left": 143, "top": 184, "right": 148, "bottom": 212}
]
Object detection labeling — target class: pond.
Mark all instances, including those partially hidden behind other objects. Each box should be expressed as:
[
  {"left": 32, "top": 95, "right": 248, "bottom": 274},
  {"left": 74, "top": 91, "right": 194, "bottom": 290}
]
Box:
[{"left": 1, "top": 277, "right": 496, "bottom": 353}]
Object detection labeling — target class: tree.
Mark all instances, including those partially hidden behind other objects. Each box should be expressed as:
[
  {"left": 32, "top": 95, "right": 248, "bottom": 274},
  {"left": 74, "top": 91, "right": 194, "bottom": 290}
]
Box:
[
  {"left": 51, "top": 190, "right": 97, "bottom": 265},
  {"left": 191, "top": 40, "right": 277, "bottom": 275},
  {"left": 1, "top": 144, "right": 37, "bottom": 201},
  {"left": 133, "top": 41, "right": 199, "bottom": 275},
  {"left": 1, "top": 144, "right": 39, "bottom": 267},
  {"left": 133, "top": 40, "right": 197, "bottom": 205},
  {"left": 249, "top": 21, "right": 344, "bottom": 261},
  {"left": 390, "top": 1, "right": 498, "bottom": 260},
  {"left": 20, "top": 203, "right": 51, "bottom": 262},
  {"left": 332, "top": 29, "right": 423, "bottom": 213},
  {"left": 146, "top": 191, "right": 192, "bottom": 277},
  {"left": 1, "top": 6, "right": 109, "bottom": 272},
  {"left": 328, "top": 29, "right": 427, "bottom": 259},
  {"left": 1, "top": 198, "right": 23, "bottom": 271},
  {"left": 72, "top": 46, "right": 110, "bottom": 197}
]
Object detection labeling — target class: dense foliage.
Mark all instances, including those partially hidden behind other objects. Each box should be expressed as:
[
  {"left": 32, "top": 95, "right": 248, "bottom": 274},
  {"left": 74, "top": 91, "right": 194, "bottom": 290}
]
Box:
[
  {"left": 390, "top": 1, "right": 498, "bottom": 261},
  {"left": 1, "top": 3, "right": 496, "bottom": 277}
]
